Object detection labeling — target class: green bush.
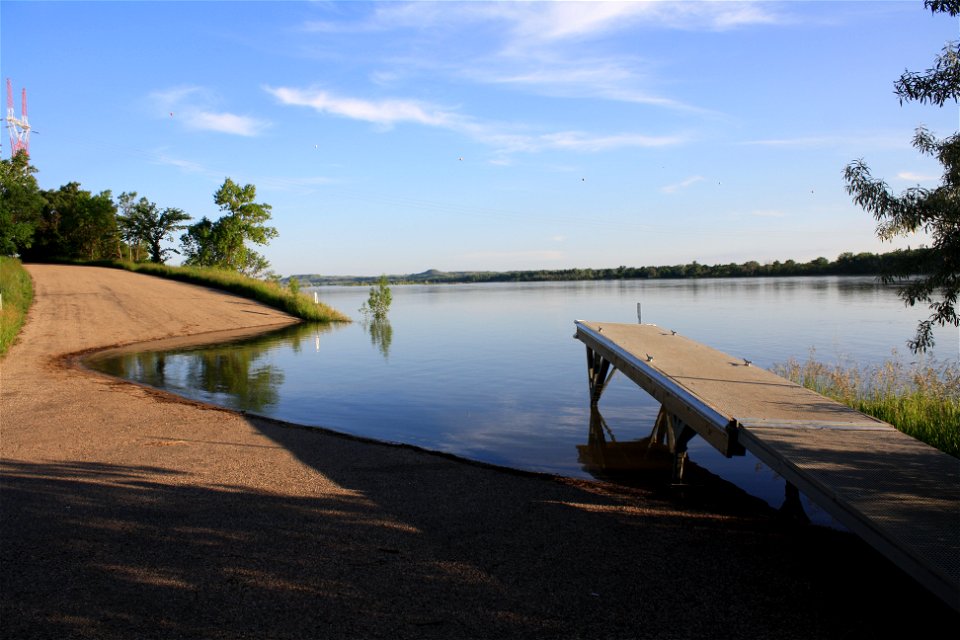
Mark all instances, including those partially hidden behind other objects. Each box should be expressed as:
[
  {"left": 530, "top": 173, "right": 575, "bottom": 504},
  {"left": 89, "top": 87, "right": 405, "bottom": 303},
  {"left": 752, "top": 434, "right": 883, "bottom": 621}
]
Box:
[
  {"left": 359, "top": 275, "right": 392, "bottom": 320},
  {"left": 0, "top": 257, "right": 34, "bottom": 357},
  {"left": 107, "top": 261, "right": 351, "bottom": 323}
]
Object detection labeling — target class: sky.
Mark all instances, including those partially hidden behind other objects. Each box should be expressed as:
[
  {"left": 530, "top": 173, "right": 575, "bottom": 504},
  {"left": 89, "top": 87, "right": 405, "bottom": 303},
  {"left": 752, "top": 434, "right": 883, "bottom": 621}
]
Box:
[{"left": 1, "top": 1, "right": 957, "bottom": 277}]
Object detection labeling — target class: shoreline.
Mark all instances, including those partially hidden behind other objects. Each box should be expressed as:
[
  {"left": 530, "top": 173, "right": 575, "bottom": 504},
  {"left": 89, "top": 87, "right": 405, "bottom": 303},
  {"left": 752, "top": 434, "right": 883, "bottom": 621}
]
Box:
[{"left": 2, "top": 265, "right": 955, "bottom": 638}]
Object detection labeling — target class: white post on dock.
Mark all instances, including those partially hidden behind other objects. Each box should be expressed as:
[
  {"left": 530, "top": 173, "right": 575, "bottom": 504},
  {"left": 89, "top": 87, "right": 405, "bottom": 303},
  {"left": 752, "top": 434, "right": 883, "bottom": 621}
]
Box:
[{"left": 314, "top": 291, "right": 318, "bottom": 304}]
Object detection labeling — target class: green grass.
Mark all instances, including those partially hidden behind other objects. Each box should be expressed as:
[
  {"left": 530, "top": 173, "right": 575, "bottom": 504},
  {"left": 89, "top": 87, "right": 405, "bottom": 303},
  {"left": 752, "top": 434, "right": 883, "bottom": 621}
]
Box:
[
  {"left": 773, "top": 353, "right": 960, "bottom": 458},
  {"left": 0, "top": 257, "right": 34, "bottom": 358},
  {"left": 106, "top": 261, "right": 351, "bottom": 323}
]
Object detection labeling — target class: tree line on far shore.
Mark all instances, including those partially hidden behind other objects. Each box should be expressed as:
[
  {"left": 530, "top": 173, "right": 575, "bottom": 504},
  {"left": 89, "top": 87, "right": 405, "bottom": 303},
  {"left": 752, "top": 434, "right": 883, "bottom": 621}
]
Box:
[
  {"left": 295, "top": 250, "right": 933, "bottom": 287},
  {"left": 0, "top": 150, "right": 277, "bottom": 277}
]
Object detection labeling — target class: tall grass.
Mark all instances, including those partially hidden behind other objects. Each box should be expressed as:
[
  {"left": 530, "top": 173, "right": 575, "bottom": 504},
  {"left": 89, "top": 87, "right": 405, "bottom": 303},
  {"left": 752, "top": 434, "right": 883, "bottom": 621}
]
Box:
[
  {"left": 0, "top": 257, "right": 34, "bottom": 358},
  {"left": 107, "top": 261, "right": 351, "bottom": 323},
  {"left": 773, "top": 352, "right": 960, "bottom": 458}
]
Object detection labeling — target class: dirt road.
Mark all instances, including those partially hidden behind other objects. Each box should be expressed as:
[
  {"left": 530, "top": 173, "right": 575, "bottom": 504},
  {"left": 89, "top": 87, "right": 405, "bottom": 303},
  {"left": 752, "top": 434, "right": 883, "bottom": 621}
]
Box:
[{"left": 1, "top": 265, "right": 954, "bottom": 638}]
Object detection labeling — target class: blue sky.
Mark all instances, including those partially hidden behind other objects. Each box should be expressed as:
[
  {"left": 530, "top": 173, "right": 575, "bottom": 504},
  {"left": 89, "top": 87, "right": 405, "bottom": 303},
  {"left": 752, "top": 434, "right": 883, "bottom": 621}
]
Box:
[{"left": 2, "top": 1, "right": 956, "bottom": 277}]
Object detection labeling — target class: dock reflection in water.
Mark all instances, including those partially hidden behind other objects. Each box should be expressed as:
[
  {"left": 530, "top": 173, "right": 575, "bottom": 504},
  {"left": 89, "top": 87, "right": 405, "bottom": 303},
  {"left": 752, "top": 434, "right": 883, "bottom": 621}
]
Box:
[
  {"left": 576, "top": 406, "right": 777, "bottom": 517},
  {"left": 578, "top": 406, "right": 675, "bottom": 483}
]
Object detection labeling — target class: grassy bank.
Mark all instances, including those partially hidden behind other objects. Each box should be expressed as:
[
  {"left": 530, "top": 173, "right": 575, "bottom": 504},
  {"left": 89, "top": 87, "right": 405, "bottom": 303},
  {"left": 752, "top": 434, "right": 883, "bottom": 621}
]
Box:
[
  {"left": 0, "top": 257, "right": 34, "bottom": 358},
  {"left": 107, "top": 261, "right": 351, "bottom": 323},
  {"left": 773, "top": 355, "right": 960, "bottom": 458}
]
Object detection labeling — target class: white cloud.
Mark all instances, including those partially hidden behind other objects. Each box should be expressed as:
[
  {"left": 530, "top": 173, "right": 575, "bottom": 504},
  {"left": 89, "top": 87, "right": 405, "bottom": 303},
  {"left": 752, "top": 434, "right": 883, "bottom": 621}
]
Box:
[
  {"left": 743, "top": 136, "right": 843, "bottom": 148},
  {"left": 897, "top": 171, "right": 938, "bottom": 182},
  {"left": 750, "top": 210, "right": 787, "bottom": 218},
  {"left": 661, "top": 175, "right": 704, "bottom": 194},
  {"left": 467, "top": 57, "right": 702, "bottom": 111},
  {"left": 364, "top": 1, "right": 784, "bottom": 43},
  {"left": 186, "top": 111, "right": 264, "bottom": 137},
  {"left": 512, "top": 1, "right": 781, "bottom": 44},
  {"left": 743, "top": 133, "right": 908, "bottom": 150},
  {"left": 150, "top": 85, "right": 269, "bottom": 137},
  {"left": 266, "top": 85, "right": 687, "bottom": 155},
  {"left": 299, "top": 2, "right": 777, "bottom": 113},
  {"left": 152, "top": 153, "right": 210, "bottom": 174},
  {"left": 540, "top": 131, "right": 685, "bottom": 151},
  {"left": 265, "top": 86, "right": 457, "bottom": 128}
]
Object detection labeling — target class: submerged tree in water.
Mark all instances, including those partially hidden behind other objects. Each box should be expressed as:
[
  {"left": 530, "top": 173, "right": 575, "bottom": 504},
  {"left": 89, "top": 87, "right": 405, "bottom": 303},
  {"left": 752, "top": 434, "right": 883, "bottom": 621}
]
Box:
[{"left": 359, "top": 275, "right": 392, "bottom": 321}]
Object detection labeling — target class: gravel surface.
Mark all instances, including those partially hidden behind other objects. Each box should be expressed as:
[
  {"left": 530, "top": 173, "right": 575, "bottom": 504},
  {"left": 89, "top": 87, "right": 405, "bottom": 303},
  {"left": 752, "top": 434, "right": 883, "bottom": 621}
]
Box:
[{"left": 2, "top": 264, "right": 955, "bottom": 639}]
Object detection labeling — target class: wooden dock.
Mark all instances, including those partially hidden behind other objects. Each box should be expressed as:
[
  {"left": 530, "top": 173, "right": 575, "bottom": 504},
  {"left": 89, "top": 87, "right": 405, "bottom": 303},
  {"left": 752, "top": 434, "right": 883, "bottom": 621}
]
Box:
[{"left": 574, "top": 320, "right": 959, "bottom": 611}]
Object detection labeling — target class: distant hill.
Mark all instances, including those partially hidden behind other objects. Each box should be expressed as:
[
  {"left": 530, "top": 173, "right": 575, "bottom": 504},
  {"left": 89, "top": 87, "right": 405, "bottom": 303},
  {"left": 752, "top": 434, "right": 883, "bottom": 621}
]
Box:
[{"left": 288, "top": 249, "right": 929, "bottom": 286}]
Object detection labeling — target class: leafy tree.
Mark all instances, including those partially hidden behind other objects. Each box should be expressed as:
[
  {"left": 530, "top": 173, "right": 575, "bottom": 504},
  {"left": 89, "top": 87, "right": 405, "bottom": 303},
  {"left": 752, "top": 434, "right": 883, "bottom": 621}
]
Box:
[
  {"left": 844, "top": 0, "right": 959, "bottom": 352},
  {"left": 23, "top": 182, "right": 118, "bottom": 262},
  {"left": 359, "top": 274, "right": 392, "bottom": 320},
  {"left": 287, "top": 276, "right": 300, "bottom": 295},
  {"left": 116, "top": 192, "right": 190, "bottom": 264},
  {"left": 181, "top": 178, "right": 277, "bottom": 276},
  {"left": 116, "top": 192, "right": 147, "bottom": 262},
  {"left": 0, "top": 150, "right": 45, "bottom": 256}
]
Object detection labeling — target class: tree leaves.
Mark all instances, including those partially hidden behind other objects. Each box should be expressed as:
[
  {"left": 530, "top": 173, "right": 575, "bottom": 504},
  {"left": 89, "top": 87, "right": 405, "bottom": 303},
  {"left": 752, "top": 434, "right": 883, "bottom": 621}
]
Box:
[{"left": 844, "top": 2, "right": 960, "bottom": 352}]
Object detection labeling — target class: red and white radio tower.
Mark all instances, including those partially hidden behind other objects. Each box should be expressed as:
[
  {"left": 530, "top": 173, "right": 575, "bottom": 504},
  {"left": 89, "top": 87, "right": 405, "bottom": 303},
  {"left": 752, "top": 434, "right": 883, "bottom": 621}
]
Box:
[{"left": 5, "top": 78, "right": 31, "bottom": 158}]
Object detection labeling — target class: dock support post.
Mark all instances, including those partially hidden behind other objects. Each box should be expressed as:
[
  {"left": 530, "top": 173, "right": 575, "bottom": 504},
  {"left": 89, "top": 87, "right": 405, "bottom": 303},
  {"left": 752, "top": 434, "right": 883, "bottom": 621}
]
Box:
[
  {"left": 650, "top": 407, "right": 697, "bottom": 483},
  {"left": 586, "top": 347, "right": 615, "bottom": 405},
  {"left": 779, "top": 482, "right": 810, "bottom": 524}
]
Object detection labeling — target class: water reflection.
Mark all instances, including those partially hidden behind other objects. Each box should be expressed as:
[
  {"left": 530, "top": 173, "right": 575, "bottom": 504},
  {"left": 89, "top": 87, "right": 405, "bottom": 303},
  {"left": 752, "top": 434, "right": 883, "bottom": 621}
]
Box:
[
  {"left": 577, "top": 406, "right": 782, "bottom": 518},
  {"left": 88, "top": 322, "right": 340, "bottom": 412},
  {"left": 577, "top": 406, "right": 675, "bottom": 483},
  {"left": 362, "top": 318, "right": 393, "bottom": 359}
]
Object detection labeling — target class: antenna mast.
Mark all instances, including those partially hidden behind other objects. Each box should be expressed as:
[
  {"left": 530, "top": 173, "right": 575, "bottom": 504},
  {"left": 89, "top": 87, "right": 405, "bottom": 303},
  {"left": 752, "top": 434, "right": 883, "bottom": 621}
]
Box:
[{"left": 5, "top": 78, "right": 31, "bottom": 157}]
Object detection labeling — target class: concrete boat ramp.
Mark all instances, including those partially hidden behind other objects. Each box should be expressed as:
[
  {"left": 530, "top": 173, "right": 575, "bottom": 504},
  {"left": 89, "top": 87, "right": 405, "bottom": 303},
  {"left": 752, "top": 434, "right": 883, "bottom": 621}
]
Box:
[{"left": 574, "top": 320, "right": 959, "bottom": 611}]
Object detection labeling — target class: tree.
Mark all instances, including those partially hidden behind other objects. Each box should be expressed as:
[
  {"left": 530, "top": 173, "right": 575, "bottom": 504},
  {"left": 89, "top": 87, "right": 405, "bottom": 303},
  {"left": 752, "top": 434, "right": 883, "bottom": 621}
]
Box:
[
  {"left": 844, "top": 0, "right": 959, "bottom": 353},
  {"left": 117, "top": 193, "right": 190, "bottom": 264},
  {"left": 181, "top": 178, "right": 277, "bottom": 276},
  {"left": 23, "top": 182, "right": 118, "bottom": 262},
  {"left": 359, "top": 275, "right": 392, "bottom": 320},
  {"left": 116, "top": 192, "right": 147, "bottom": 262},
  {"left": 0, "top": 150, "right": 45, "bottom": 256}
]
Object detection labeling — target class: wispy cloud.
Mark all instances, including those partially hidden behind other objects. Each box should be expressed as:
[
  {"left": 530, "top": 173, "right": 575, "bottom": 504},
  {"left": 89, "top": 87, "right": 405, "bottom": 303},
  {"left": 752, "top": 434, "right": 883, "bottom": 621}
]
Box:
[
  {"left": 500, "top": 1, "right": 783, "bottom": 44},
  {"left": 662, "top": 175, "right": 704, "bottom": 194},
  {"left": 462, "top": 56, "right": 705, "bottom": 112},
  {"left": 750, "top": 209, "right": 787, "bottom": 218},
  {"left": 743, "top": 136, "right": 845, "bottom": 148},
  {"left": 150, "top": 86, "right": 269, "bottom": 137},
  {"left": 264, "top": 86, "right": 457, "bottom": 128},
  {"left": 298, "top": 2, "right": 776, "bottom": 114},
  {"left": 266, "top": 85, "right": 687, "bottom": 154},
  {"left": 539, "top": 131, "right": 686, "bottom": 151},
  {"left": 897, "top": 171, "right": 938, "bottom": 182},
  {"left": 186, "top": 112, "right": 265, "bottom": 137},
  {"left": 152, "top": 152, "right": 210, "bottom": 175},
  {"left": 359, "top": 1, "right": 785, "bottom": 42},
  {"left": 743, "top": 133, "right": 907, "bottom": 149}
]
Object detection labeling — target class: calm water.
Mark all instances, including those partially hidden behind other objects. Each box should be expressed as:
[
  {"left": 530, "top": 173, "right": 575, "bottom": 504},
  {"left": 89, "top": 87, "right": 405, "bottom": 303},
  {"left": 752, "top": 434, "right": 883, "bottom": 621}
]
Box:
[{"left": 88, "top": 277, "right": 958, "bottom": 525}]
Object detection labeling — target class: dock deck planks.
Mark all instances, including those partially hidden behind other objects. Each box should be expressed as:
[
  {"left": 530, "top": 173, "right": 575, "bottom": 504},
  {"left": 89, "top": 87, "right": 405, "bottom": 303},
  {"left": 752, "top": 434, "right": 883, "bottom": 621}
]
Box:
[{"left": 574, "top": 320, "right": 959, "bottom": 611}]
